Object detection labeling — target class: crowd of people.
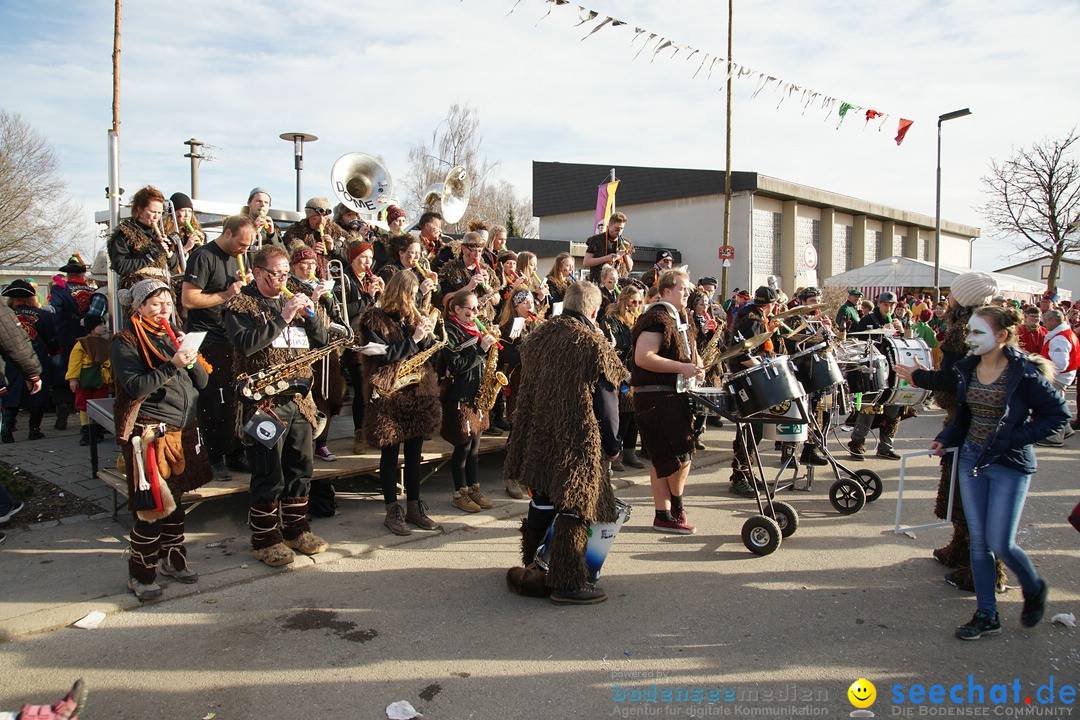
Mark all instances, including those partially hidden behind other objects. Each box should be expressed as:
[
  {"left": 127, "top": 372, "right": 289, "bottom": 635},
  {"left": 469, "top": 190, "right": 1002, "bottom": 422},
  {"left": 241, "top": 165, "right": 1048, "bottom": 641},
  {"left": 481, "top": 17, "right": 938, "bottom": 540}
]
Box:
[{"left": 0, "top": 197, "right": 1076, "bottom": 630}]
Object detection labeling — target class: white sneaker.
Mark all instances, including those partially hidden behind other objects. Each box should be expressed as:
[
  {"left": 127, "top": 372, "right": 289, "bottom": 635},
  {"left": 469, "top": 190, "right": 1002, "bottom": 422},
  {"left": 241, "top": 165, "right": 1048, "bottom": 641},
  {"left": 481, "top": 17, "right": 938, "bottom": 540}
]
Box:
[
  {"left": 0, "top": 501, "right": 25, "bottom": 524},
  {"left": 127, "top": 577, "right": 163, "bottom": 600}
]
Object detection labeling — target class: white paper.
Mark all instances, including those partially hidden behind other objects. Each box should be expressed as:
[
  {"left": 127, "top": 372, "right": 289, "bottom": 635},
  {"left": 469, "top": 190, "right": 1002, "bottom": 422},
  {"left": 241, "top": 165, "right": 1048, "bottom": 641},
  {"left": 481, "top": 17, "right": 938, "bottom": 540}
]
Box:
[
  {"left": 179, "top": 331, "right": 207, "bottom": 354},
  {"left": 72, "top": 610, "right": 106, "bottom": 629},
  {"left": 386, "top": 700, "right": 423, "bottom": 720},
  {"left": 1051, "top": 612, "right": 1076, "bottom": 628},
  {"left": 552, "top": 301, "right": 564, "bottom": 317},
  {"left": 320, "top": 279, "right": 335, "bottom": 293},
  {"left": 359, "top": 342, "right": 389, "bottom": 356},
  {"left": 510, "top": 317, "right": 525, "bottom": 339}
]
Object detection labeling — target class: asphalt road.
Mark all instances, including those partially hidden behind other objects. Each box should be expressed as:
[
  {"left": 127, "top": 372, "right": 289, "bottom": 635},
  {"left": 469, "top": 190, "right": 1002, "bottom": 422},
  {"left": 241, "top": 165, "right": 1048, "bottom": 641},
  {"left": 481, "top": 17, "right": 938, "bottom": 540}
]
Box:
[{"left": 0, "top": 407, "right": 1077, "bottom": 719}]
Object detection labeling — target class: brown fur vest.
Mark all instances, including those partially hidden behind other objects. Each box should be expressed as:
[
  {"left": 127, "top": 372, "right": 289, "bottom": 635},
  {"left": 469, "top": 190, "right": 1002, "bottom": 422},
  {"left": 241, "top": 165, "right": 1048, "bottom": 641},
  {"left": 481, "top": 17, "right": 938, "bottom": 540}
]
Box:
[
  {"left": 112, "top": 219, "right": 171, "bottom": 289},
  {"left": 282, "top": 220, "right": 349, "bottom": 277},
  {"left": 504, "top": 315, "right": 628, "bottom": 523},
  {"left": 357, "top": 307, "right": 442, "bottom": 447},
  {"left": 224, "top": 291, "right": 320, "bottom": 433},
  {"left": 629, "top": 304, "right": 697, "bottom": 387}
]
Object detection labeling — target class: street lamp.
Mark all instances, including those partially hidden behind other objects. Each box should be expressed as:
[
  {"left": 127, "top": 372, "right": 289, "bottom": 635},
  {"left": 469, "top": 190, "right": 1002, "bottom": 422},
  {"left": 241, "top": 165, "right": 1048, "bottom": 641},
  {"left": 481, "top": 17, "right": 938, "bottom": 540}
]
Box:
[
  {"left": 933, "top": 108, "right": 971, "bottom": 303},
  {"left": 279, "top": 132, "right": 318, "bottom": 211}
]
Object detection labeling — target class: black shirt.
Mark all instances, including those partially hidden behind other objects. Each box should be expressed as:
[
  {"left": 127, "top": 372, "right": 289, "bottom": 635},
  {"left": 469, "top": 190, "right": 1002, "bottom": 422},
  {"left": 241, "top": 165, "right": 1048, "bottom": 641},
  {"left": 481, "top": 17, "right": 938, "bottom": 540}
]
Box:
[{"left": 183, "top": 241, "right": 240, "bottom": 343}]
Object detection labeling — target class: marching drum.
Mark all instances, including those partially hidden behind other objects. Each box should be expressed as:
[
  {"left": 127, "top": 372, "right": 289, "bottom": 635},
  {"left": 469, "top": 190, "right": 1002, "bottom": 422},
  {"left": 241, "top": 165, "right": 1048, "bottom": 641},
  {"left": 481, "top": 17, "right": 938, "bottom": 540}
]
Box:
[
  {"left": 837, "top": 341, "right": 889, "bottom": 406},
  {"left": 790, "top": 342, "right": 844, "bottom": 395},
  {"left": 535, "top": 499, "right": 632, "bottom": 584},
  {"left": 761, "top": 398, "right": 808, "bottom": 442},
  {"left": 688, "top": 385, "right": 730, "bottom": 416},
  {"left": 880, "top": 336, "right": 933, "bottom": 406},
  {"left": 724, "top": 356, "right": 805, "bottom": 418}
]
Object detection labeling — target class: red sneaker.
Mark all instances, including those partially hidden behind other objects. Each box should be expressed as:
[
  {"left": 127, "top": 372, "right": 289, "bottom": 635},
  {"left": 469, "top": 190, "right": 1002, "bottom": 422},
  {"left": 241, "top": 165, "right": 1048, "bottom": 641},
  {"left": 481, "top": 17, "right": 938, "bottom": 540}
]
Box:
[{"left": 653, "top": 517, "right": 696, "bottom": 535}]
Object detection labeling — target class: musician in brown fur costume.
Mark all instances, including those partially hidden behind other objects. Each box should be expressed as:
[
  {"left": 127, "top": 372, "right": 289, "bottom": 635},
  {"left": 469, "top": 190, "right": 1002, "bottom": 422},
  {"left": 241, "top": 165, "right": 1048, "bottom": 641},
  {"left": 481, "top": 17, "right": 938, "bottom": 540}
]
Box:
[
  {"left": 633, "top": 270, "right": 704, "bottom": 533},
  {"left": 108, "top": 185, "right": 180, "bottom": 291},
  {"left": 287, "top": 248, "right": 345, "bottom": 463},
  {"left": 282, "top": 196, "right": 350, "bottom": 279},
  {"left": 896, "top": 271, "right": 1007, "bottom": 592},
  {"left": 223, "top": 246, "right": 331, "bottom": 567},
  {"left": 111, "top": 279, "right": 212, "bottom": 600},
  {"left": 437, "top": 232, "right": 504, "bottom": 324},
  {"left": 505, "top": 281, "right": 625, "bottom": 605},
  {"left": 356, "top": 270, "right": 443, "bottom": 536}
]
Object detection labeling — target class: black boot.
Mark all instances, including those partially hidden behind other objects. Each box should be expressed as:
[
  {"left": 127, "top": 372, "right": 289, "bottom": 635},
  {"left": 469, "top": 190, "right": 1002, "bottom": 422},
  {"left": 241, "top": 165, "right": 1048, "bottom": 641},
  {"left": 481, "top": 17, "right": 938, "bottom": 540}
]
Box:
[
  {"left": 54, "top": 403, "right": 71, "bottom": 431},
  {"left": 79, "top": 426, "right": 91, "bottom": 446},
  {"left": 1, "top": 409, "right": 15, "bottom": 444},
  {"left": 799, "top": 444, "right": 829, "bottom": 466}
]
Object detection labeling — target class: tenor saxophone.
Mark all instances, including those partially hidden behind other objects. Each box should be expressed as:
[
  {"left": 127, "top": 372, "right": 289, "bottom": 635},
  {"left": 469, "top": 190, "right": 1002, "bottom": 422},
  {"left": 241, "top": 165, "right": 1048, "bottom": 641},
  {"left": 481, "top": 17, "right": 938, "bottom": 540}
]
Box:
[
  {"left": 236, "top": 334, "right": 356, "bottom": 403},
  {"left": 474, "top": 328, "right": 508, "bottom": 413},
  {"left": 371, "top": 310, "right": 447, "bottom": 399}
]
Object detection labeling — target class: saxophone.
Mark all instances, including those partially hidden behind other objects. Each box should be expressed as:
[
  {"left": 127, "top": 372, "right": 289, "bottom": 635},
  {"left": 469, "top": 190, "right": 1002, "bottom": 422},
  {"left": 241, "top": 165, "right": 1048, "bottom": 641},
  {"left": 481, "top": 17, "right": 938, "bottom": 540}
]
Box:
[
  {"left": 236, "top": 334, "right": 356, "bottom": 403},
  {"left": 474, "top": 326, "right": 508, "bottom": 413},
  {"left": 699, "top": 324, "right": 726, "bottom": 371},
  {"left": 371, "top": 310, "right": 447, "bottom": 399}
]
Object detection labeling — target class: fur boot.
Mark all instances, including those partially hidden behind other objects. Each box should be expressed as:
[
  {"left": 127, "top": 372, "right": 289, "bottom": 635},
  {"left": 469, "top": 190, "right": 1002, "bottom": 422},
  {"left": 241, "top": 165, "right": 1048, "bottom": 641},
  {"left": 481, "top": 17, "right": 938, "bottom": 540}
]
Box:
[
  {"left": 128, "top": 519, "right": 161, "bottom": 585},
  {"left": 546, "top": 514, "right": 590, "bottom": 591},
  {"left": 281, "top": 496, "right": 328, "bottom": 555},
  {"left": 507, "top": 565, "right": 550, "bottom": 597}
]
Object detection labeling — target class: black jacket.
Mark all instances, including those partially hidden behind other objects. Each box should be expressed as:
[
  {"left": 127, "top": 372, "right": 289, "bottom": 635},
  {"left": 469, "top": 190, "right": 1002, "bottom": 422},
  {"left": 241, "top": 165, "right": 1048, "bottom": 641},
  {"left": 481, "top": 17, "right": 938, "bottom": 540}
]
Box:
[{"left": 111, "top": 324, "right": 208, "bottom": 429}]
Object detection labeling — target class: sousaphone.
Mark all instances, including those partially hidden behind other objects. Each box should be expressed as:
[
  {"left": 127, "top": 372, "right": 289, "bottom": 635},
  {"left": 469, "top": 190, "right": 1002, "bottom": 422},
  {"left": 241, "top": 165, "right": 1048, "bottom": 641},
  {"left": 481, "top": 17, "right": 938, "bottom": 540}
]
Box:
[
  {"left": 420, "top": 165, "right": 469, "bottom": 224},
  {"left": 331, "top": 152, "right": 394, "bottom": 215}
]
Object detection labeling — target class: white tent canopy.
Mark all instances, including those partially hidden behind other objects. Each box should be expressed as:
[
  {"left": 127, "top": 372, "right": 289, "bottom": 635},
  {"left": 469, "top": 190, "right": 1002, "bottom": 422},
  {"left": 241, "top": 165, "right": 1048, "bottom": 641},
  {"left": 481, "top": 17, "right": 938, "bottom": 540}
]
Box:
[{"left": 823, "top": 257, "right": 1067, "bottom": 301}]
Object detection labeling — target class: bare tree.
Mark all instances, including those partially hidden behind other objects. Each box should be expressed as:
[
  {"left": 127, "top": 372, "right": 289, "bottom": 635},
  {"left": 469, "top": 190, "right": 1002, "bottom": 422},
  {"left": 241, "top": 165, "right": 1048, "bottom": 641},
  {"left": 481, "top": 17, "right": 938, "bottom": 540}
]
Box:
[
  {"left": 0, "top": 110, "right": 90, "bottom": 265},
  {"left": 402, "top": 103, "right": 536, "bottom": 237},
  {"left": 980, "top": 129, "right": 1080, "bottom": 293}
]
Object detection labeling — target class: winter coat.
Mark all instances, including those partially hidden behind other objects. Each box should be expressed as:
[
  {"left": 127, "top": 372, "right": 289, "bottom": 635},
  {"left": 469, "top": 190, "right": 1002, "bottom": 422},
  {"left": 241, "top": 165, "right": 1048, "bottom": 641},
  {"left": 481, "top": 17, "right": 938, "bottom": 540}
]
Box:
[{"left": 934, "top": 345, "right": 1071, "bottom": 475}]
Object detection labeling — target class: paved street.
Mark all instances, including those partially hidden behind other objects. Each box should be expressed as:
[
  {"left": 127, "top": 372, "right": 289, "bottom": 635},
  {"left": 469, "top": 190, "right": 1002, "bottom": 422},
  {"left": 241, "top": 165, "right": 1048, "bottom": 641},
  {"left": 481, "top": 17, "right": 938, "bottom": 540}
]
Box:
[{"left": 0, "top": 408, "right": 1077, "bottom": 718}]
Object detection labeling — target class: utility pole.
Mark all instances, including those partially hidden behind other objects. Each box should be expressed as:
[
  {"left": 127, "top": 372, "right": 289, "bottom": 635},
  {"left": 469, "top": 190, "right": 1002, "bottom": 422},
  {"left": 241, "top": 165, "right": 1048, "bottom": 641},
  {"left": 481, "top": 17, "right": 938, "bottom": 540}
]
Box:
[
  {"left": 720, "top": 0, "right": 733, "bottom": 299},
  {"left": 184, "top": 138, "right": 204, "bottom": 199}
]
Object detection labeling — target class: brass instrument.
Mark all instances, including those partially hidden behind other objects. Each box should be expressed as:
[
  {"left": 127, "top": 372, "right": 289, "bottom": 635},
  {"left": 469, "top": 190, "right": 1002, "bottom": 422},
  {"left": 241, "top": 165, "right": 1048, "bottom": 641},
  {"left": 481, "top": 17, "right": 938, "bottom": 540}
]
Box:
[
  {"left": 412, "top": 259, "right": 438, "bottom": 309},
  {"left": 699, "top": 324, "right": 726, "bottom": 371},
  {"left": 371, "top": 310, "right": 447, "bottom": 399},
  {"left": 236, "top": 333, "right": 357, "bottom": 404},
  {"left": 418, "top": 165, "right": 470, "bottom": 225},
  {"left": 331, "top": 152, "right": 394, "bottom": 218},
  {"left": 475, "top": 335, "right": 508, "bottom": 413}
]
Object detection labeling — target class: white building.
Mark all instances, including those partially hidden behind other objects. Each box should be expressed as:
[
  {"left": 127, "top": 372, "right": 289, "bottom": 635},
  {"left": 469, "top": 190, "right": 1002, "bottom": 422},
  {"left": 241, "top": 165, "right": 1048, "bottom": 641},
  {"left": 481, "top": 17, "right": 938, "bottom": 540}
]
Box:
[
  {"left": 993, "top": 255, "right": 1078, "bottom": 297},
  {"left": 533, "top": 161, "right": 979, "bottom": 294}
]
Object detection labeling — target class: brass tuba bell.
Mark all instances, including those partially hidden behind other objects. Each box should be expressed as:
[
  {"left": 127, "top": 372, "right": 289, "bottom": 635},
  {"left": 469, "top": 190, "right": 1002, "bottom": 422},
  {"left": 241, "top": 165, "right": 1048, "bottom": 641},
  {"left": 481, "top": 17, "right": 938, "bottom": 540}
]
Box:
[
  {"left": 330, "top": 152, "right": 394, "bottom": 214},
  {"left": 421, "top": 165, "right": 470, "bottom": 224}
]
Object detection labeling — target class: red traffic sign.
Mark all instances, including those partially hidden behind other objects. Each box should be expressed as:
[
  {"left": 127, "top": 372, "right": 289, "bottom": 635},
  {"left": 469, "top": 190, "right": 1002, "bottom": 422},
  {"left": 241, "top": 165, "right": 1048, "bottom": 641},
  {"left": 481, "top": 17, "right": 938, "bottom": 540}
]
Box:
[
  {"left": 803, "top": 244, "right": 818, "bottom": 270},
  {"left": 718, "top": 245, "right": 735, "bottom": 260}
]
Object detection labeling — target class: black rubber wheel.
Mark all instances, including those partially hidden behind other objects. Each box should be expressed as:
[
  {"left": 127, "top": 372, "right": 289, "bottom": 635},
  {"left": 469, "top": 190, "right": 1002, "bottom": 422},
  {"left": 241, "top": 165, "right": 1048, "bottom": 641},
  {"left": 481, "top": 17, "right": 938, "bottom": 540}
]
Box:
[
  {"left": 765, "top": 500, "right": 799, "bottom": 538},
  {"left": 829, "top": 478, "right": 867, "bottom": 515},
  {"left": 853, "top": 469, "right": 883, "bottom": 503},
  {"left": 741, "top": 515, "right": 782, "bottom": 555}
]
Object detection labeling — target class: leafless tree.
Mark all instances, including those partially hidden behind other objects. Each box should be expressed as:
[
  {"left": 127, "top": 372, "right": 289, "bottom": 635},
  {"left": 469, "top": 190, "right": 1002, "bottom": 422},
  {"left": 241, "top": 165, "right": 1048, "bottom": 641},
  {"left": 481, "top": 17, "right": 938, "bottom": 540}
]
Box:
[
  {"left": 0, "top": 110, "right": 91, "bottom": 265},
  {"left": 980, "top": 129, "right": 1080, "bottom": 293},
  {"left": 402, "top": 103, "right": 536, "bottom": 237}
]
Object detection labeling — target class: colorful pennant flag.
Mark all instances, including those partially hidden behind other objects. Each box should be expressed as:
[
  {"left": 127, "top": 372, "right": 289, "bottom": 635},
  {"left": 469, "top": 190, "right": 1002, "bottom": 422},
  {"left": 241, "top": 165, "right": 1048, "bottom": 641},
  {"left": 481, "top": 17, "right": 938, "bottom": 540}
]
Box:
[
  {"left": 895, "top": 118, "right": 914, "bottom": 146},
  {"left": 594, "top": 179, "right": 620, "bottom": 234}
]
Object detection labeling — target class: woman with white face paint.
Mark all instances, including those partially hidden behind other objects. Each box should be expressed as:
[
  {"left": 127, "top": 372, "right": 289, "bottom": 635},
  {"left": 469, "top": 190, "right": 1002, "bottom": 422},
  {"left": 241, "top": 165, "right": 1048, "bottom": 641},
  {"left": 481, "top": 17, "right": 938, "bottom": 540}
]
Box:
[{"left": 927, "top": 305, "right": 1070, "bottom": 641}]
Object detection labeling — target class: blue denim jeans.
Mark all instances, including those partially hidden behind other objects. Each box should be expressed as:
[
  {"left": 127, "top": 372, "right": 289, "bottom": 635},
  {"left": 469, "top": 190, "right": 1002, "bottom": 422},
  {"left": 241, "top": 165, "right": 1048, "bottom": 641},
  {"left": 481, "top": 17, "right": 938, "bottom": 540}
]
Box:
[
  {"left": 957, "top": 441, "right": 1041, "bottom": 614},
  {"left": 0, "top": 481, "right": 17, "bottom": 517}
]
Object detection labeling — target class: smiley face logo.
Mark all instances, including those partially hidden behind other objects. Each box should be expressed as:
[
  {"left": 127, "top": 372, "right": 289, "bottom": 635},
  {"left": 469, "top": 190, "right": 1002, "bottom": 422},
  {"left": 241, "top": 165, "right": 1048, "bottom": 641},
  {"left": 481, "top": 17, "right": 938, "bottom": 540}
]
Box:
[{"left": 847, "top": 678, "right": 876, "bottom": 709}]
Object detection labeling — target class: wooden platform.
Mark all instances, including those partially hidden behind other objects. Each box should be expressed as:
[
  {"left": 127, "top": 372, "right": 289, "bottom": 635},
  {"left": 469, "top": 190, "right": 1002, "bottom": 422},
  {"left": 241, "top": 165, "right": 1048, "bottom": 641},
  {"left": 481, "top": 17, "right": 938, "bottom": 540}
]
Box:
[{"left": 96, "top": 431, "right": 508, "bottom": 519}]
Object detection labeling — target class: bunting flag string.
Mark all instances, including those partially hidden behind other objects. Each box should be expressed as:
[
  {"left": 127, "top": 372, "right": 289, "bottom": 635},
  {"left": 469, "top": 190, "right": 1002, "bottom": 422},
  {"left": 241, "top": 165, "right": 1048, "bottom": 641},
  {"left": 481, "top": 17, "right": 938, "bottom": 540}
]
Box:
[{"left": 511, "top": 0, "right": 915, "bottom": 147}]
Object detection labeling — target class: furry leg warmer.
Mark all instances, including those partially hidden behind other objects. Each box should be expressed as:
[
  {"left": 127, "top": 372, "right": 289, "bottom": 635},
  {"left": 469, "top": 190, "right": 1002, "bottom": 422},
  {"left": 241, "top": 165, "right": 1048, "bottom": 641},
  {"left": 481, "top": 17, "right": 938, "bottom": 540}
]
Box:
[
  {"left": 249, "top": 502, "right": 283, "bottom": 550},
  {"left": 279, "top": 496, "right": 311, "bottom": 541},
  {"left": 158, "top": 505, "right": 189, "bottom": 572},
  {"left": 545, "top": 514, "right": 590, "bottom": 592}
]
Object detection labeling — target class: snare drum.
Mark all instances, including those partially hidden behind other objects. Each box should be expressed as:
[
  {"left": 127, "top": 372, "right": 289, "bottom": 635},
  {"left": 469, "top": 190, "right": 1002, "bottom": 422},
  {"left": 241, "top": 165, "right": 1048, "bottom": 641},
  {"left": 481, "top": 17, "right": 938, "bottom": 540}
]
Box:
[
  {"left": 880, "top": 336, "right": 933, "bottom": 406},
  {"left": 837, "top": 341, "right": 889, "bottom": 406},
  {"left": 689, "top": 386, "right": 730, "bottom": 416},
  {"left": 725, "top": 356, "right": 805, "bottom": 417},
  {"left": 535, "top": 498, "right": 632, "bottom": 584},
  {"left": 790, "top": 342, "right": 844, "bottom": 395}
]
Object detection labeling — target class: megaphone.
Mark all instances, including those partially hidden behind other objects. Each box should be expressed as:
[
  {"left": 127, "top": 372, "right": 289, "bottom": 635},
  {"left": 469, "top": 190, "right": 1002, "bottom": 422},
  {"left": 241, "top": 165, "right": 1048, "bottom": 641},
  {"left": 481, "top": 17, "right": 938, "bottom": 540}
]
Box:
[{"left": 331, "top": 152, "right": 393, "bottom": 214}]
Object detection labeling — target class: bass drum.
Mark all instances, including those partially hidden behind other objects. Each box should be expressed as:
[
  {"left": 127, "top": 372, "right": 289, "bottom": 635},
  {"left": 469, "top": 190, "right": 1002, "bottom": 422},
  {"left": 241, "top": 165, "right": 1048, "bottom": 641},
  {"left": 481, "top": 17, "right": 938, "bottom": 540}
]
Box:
[
  {"left": 880, "top": 336, "right": 933, "bottom": 406},
  {"left": 725, "top": 356, "right": 805, "bottom": 418},
  {"left": 535, "top": 498, "right": 632, "bottom": 584},
  {"left": 791, "top": 342, "right": 844, "bottom": 395},
  {"left": 761, "top": 398, "right": 808, "bottom": 442},
  {"left": 837, "top": 341, "right": 889, "bottom": 407}
]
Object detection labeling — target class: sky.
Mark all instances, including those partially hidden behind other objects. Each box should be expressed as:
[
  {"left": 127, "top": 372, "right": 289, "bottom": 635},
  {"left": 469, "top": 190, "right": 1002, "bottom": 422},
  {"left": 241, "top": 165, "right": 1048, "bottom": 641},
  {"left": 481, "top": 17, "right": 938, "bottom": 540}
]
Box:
[{"left": 1, "top": 0, "right": 1078, "bottom": 274}]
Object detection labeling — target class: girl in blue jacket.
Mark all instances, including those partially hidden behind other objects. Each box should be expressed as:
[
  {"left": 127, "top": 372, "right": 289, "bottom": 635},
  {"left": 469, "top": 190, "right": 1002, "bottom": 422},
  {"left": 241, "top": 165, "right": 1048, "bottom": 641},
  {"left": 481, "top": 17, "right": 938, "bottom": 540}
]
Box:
[{"left": 928, "top": 305, "right": 1070, "bottom": 640}]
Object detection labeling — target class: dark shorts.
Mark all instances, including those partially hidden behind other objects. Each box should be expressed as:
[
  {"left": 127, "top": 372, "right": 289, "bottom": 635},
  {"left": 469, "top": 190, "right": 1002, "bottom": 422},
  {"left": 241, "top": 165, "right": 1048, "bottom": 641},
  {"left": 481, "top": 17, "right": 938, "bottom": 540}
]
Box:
[{"left": 633, "top": 391, "right": 694, "bottom": 477}]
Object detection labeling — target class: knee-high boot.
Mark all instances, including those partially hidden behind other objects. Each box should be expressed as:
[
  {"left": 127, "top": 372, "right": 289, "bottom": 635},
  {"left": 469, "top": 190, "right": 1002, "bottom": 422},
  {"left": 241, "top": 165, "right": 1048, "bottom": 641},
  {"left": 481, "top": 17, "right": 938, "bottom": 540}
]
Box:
[
  {"left": 280, "top": 496, "right": 328, "bottom": 555},
  {"left": 159, "top": 504, "right": 197, "bottom": 582}
]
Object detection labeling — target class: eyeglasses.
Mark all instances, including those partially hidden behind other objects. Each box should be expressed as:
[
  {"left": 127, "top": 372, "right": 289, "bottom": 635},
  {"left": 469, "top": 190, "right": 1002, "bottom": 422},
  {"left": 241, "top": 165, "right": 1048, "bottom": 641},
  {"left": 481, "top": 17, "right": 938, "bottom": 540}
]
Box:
[
  {"left": 463, "top": 244, "right": 484, "bottom": 250},
  {"left": 461, "top": 305, "right": 479, "bottom": 312},
  {"left": 306, "top": 207, "right": 332, "bottom": 216},
  {"left": 258, "top": 268, "right": 289, "bottom": 280}
]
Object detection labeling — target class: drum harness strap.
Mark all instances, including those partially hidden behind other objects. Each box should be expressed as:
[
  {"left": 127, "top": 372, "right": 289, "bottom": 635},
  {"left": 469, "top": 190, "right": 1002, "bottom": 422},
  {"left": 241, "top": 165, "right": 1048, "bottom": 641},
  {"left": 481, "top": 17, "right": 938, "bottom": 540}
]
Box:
[{"left": 638, "top": 301, "right": 694, "bottom": 393}]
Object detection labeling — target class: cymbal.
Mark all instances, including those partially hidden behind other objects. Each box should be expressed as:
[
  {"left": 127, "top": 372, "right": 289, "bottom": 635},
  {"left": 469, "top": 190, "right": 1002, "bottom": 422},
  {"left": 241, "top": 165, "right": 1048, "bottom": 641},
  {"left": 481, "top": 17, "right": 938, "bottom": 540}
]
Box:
[
  {"left": 772, "top": 302, "right": 826, "bottom": 319},
  {"left": 716, "top": 330, "right": 774, "bottom": 362}
]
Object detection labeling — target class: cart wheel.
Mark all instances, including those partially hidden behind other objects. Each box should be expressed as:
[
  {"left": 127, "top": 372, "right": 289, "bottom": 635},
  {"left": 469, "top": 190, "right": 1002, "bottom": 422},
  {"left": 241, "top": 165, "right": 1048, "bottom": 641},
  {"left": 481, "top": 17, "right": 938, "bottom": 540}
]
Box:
[
  {"left": 829, "top": 478, "right": 867, "bottom": 515},
  {"left": 741, "top": 515, "right": 782, "bottom": 555},
  {"left": 853, "top": 469, "right": 883, "bottom": 503},
  {"left": 765, "top": 501, "right": 799, "bottom": 538}
]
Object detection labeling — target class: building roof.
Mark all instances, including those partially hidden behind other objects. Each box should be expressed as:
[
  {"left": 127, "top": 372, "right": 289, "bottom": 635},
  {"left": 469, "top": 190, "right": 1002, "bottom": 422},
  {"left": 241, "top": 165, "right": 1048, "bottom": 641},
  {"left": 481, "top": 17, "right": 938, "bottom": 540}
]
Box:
[
  {"left": 994, "top": 254, "right": 1080, "bottom": 273},
  {"left": 533, "top": 161, "right": 980, "bottom": 237}
]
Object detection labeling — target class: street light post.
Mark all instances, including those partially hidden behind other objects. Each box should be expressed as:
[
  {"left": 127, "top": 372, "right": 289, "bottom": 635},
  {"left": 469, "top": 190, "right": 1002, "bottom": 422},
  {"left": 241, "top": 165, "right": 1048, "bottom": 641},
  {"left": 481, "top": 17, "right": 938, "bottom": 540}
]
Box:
[
  {"left": 933, "top": 108, "right": 971, "bottom": 303},
  {"left": 280, "top": 132, "right": 318, "bottom": 211}
]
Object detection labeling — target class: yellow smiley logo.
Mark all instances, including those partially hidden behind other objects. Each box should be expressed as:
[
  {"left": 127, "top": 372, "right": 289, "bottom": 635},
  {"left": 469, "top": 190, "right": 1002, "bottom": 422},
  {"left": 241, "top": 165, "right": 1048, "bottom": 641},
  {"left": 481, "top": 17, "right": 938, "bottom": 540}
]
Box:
[{"left": 848, "top": 678, "right": 876, "bottom": 709}]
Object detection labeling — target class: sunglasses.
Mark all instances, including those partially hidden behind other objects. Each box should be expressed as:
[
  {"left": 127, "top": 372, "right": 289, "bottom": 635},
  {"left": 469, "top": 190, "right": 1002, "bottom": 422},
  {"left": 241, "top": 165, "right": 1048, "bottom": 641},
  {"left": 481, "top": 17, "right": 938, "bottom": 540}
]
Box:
[{"left": 306, "top": 207, "right": 332, "bottom": 216}]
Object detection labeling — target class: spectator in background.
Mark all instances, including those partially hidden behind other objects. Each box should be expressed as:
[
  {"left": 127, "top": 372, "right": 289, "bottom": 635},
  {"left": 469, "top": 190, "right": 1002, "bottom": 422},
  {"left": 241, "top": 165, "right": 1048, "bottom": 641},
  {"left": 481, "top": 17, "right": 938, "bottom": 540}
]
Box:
[{"left": 1017, "top": 306, "right": 1047, "bottom": 355}]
